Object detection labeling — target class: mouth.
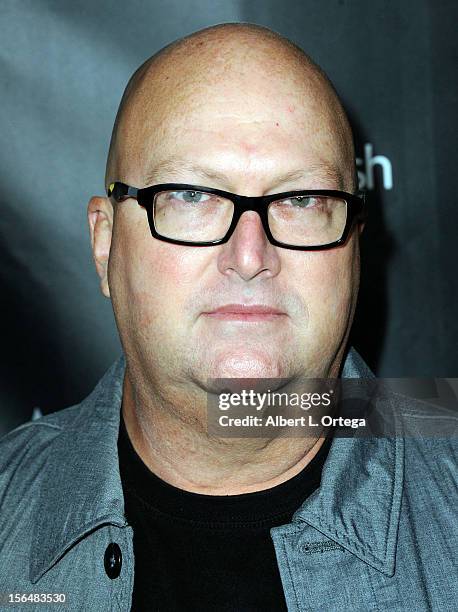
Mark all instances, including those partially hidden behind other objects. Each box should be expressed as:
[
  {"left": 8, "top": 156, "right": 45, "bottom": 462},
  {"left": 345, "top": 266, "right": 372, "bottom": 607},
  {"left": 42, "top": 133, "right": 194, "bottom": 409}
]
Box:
[{"left": 202, "top": 304, "right": 287, "bottom": 322}]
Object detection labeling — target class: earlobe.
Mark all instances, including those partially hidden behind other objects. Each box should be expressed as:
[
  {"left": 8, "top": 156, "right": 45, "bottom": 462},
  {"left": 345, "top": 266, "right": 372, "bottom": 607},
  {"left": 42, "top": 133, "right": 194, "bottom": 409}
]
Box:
[{"left": 87, "top": 196, "right": 114, "bottom": 298}]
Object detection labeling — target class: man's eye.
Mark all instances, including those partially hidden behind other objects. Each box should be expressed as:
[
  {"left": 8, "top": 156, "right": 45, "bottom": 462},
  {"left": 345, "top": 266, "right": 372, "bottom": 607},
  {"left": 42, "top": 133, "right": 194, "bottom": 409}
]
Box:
[
  {"left": 288, "top": 196, "right": 317, "bottom": 208},
  {"left": 171, "top": 191, "right": 211, "bottom": 204}
]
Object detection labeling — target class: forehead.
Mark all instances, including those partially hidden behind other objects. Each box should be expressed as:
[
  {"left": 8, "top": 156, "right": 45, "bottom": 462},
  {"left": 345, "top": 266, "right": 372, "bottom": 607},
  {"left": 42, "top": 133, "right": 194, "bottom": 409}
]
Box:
[{"left": 114, "top": 59, "right": 351, "bottom": 189}]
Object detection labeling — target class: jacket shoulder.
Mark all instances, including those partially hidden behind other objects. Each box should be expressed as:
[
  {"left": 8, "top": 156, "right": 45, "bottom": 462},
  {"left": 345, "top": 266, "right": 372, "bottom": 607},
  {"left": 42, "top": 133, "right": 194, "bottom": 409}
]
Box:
[
  {"left": 0, "top": 403, "right": 84, "bottom": 502},
  {"left": 0, "top": 356, "right": 125, "bottom": 492},
  {"left": 0, "top": 402, "right": 81, "bottom": 454},
  {"left": 396, "top": 395, "right": 458, "bottom": 513}
]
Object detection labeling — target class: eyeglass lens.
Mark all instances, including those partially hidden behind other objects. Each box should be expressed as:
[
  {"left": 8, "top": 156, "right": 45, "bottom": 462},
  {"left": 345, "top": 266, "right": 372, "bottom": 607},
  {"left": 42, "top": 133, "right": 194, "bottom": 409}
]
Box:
[{"left": 152, "top": 189, "right": 348, "bottom": 246}]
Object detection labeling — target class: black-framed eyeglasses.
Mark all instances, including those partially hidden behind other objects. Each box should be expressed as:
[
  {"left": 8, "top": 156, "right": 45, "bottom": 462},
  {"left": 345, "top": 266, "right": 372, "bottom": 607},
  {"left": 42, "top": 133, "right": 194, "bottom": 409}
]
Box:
[{"left": 107, "top": 182, "right": 366, "bottom": 251}]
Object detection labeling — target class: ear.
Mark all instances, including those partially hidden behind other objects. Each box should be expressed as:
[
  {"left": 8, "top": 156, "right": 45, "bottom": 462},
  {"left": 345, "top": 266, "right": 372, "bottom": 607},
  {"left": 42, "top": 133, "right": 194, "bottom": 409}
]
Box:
[{"left": 87, "top": 196, "right": 114, "bottom": 298}]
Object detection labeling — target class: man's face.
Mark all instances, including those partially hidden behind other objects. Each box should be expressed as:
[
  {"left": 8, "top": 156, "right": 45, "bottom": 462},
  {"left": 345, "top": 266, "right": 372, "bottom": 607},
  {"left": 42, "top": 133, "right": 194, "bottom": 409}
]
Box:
[{"left": 103, "top": 55, "right": 360, "bottom": 392}]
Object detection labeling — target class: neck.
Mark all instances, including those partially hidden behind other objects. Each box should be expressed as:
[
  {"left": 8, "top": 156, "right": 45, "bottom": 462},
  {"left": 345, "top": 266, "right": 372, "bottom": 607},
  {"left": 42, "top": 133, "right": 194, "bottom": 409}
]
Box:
[{"left": 121, "top": 367, "right": 332, "bottom": 495}]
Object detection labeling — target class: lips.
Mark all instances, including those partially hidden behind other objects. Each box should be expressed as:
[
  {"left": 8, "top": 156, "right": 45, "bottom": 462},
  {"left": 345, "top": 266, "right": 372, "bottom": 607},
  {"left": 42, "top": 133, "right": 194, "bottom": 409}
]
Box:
[{"left": 202, "top": 304, "right": 286, "bottom": 321}]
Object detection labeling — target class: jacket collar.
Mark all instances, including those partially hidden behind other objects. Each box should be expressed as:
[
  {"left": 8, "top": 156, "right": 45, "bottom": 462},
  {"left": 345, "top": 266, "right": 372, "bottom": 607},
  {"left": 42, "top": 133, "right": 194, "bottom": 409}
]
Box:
[
  {"left": 30, "top": 356, "right": 127, "bottom": 584},
  {"left": 292, "top": 349, "right": 404, "bottom": 577},
  {"left": 30, "top": 348, "right": 404, "bottom": 583}
]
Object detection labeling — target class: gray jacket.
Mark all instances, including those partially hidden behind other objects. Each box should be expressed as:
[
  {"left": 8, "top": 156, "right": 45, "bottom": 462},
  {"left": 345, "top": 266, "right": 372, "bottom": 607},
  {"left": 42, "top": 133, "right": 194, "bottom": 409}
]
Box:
[{"left": 0, "top": 350, "right": 456, "bottom": 611}]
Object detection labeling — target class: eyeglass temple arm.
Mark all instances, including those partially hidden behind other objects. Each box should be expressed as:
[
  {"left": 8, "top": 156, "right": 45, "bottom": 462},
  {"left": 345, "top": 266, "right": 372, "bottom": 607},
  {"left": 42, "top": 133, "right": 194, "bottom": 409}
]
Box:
[
  {"left": 107, "top": 183, "right": 139, "bottom": 201},
  {"left": 355, "top": 190, "right": 368, "bottom": 221}
]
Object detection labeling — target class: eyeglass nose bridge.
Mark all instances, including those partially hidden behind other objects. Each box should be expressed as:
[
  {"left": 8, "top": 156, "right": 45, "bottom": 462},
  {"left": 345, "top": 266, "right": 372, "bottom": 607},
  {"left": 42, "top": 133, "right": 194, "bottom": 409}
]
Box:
[
  {"left": 231, "top": 193, "right": 271, "bottom": 210},
  {"left": 224, "top": 194, "right": 274, "bottom": 244}
]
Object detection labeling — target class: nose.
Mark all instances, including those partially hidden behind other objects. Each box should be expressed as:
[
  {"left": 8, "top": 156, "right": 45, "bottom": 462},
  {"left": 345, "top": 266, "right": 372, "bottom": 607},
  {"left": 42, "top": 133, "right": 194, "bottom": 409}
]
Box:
[{"left": 216, "top": 210, "right": 281, "bottom": 281}]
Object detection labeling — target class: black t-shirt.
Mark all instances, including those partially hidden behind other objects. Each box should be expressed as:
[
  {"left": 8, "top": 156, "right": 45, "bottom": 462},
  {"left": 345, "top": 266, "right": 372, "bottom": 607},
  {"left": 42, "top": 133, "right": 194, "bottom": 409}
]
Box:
[{"left": 118, "top": 413, "right": 333, "bottom": 612}]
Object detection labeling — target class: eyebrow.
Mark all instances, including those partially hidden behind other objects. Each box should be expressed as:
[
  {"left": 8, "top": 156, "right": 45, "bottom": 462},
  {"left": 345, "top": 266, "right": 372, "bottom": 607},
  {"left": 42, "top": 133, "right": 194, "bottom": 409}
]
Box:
[{"left": 142, "top": 157, "right": 345, "bottom": 191}]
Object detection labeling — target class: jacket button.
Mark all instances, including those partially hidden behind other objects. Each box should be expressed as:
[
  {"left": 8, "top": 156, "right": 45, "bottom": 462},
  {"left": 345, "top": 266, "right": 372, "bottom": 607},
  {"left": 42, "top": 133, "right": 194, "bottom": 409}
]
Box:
[{"left": 104, "top": 542, "right": 122, "bottom": 579}]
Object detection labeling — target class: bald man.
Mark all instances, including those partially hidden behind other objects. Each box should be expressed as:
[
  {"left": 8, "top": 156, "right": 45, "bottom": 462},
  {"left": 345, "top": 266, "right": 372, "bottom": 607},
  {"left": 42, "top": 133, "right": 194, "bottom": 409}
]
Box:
[{"left": 0, "top": 23, "right": 456, "bottom": 612}]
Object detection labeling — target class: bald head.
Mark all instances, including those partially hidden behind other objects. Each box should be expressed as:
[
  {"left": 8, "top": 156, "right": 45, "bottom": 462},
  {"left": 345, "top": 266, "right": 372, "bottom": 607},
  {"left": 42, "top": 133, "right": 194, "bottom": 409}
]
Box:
[
  {"left": 105, "top": 23, "right": 356, "bottom": 192},
  {"left": 89, "top": 21, "right": 363, "bottom": 410}
]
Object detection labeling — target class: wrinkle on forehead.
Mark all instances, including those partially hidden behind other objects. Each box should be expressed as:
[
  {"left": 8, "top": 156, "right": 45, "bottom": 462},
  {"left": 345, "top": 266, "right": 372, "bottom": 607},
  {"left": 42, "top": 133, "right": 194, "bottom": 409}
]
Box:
[
  {"left": 106, "top": 23, "right": 355, "bottom": 191},
  {"left": 141, "top": 158, "right": 345, "bottom": 193}
]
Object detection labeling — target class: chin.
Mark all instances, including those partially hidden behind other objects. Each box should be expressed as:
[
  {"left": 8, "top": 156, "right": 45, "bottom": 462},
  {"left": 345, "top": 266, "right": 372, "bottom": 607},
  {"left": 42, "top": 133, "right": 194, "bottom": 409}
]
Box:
[{"left": 207, "top": 351, "right": 288, "bottom": 379}]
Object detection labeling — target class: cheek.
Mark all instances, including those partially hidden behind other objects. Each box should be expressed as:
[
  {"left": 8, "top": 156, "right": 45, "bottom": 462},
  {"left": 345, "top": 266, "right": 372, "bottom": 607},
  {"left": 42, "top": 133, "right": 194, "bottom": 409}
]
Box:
[
  {"left": 287, "top": 241, "right": 357, "bottom": 323},
  {"left": 109, "top": 211, "right": 206, "bottom": 333}
]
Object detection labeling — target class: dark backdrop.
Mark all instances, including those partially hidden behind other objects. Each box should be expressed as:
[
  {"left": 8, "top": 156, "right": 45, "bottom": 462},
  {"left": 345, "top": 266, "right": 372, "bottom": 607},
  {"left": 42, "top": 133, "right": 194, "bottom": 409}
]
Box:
[{"left": 1, "top": 0, "right": 457, "bottom": 435}]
